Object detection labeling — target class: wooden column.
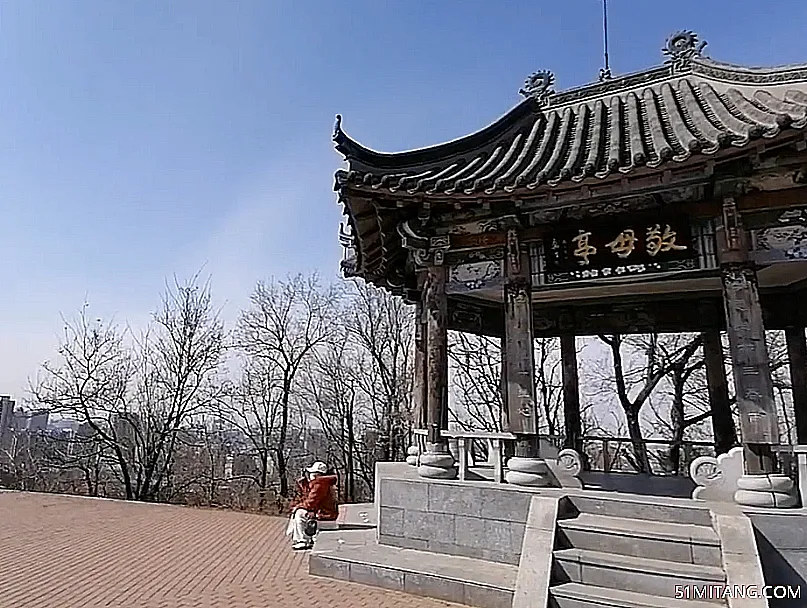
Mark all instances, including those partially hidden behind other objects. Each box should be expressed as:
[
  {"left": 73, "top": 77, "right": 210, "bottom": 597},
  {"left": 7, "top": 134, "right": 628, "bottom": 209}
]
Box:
[
  {"left": 702, "top": 330, "right": 737, "bottom": 455},
  {"left": 560, "top": 334, "right": 583, "bottom": 453},
  {"left": 500, "top": 335, "right": 509, "bottom": 431},
  {"left": 499, "top": 335, "right": 515, "bottom": 461},
  {"left": 786, "top": 327, "right": 807, "bottom": 444},
  {"left": 441, "top": 359, "right": 450, "bottom": 432},
  {"left": 412, "top": 298, "right": 427, "bottom": 431},
  {"left": 424, "top": 265, "right": 449, "bottom": 449},
  {"left": 502, "top": 228, "right": 539, "bottom": 459},
  {"left": 718, "top": 197, "right": 780, "bottom": 475}
]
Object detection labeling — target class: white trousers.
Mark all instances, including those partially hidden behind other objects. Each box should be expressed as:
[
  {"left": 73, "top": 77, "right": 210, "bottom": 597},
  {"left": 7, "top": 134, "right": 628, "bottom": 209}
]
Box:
[{"left": 287, "top": 508, "right": 311, "bottom": 543}]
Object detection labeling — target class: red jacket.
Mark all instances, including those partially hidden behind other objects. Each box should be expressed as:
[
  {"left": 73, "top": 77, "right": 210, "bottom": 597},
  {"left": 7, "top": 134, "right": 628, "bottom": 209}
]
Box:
[{"left": 293, "top": 475, "right": 339, "bottom": 521}]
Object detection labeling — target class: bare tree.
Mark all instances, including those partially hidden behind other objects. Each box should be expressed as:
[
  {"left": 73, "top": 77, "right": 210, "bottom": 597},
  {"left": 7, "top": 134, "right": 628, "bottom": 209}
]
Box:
[
  {"left": 766, "top": 331, "right": 797, "bottom": 444},
  {"left": 40, "top": 428, "right": 109, "bottom": 496},
  {"left": 449, "top": 332, "right": 503, "bottom": 431},
  {"left": 449, "top": 333, "right": 571, "bottom": 436},
  {"left": 214, "top": 357, "right": 305, "bottom": 507},
  {"left": 642, "top": 331, "right": 793, "bottom": 473},
  {"left": 535, "top": 338, "right": 564, "bottom": 436},
  {"left": 32, "top": 306, "right": 138, "bottom": 497},
  {"left": 236, "top": 273, "right": 340, "bottom": 497},
  {"left": 300, "top": 327, "right": 364, "bottom": 501},
  {"left": 131, "top": 275, "right": 225, "bottom": 501},
  {"left": 343, "top": 280, "right": 413, "bottom": 463},
  {"left": 162, "top": 423, "right": 231, "bottom": 506},
  {"left": 596, "top": 333, "right": 702, "bottom": 474},
  {"left": 0, "top": 429, "right": 49, "bottom": 492},
  {"left": 634, "top": 334, "right": 709, "bottom": 473},
  {"left": 33, "top": 275, "right": 224, "bottom": 502}
]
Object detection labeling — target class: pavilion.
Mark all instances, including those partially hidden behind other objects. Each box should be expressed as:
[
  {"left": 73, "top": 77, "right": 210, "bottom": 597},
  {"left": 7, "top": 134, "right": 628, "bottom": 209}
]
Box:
[{"left": 333, "top": 30, "right": 807, "bottom": 509}]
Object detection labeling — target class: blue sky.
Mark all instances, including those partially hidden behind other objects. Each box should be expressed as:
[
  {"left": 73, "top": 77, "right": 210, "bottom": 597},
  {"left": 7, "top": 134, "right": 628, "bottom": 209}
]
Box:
[{"left": 1, "top": 0, "right": 806, "bottom": 398}]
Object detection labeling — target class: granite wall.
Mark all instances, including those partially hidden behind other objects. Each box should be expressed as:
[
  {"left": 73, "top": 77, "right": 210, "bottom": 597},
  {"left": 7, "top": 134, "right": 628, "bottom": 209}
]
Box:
[
  {"left": 748, "top": 512, "right": 807, "bottom": 608},
  {"left": 377, "top": 474, "right": 536, "bottom": 565}
]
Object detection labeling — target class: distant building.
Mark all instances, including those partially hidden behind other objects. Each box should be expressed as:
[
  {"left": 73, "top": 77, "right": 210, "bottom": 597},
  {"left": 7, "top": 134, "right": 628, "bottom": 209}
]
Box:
[
  {"left": 48, "top": 418, "right": 80, "bottom": 437},
  {"left": 13, "top": 409, "right": 50, "bottom": 434},
  {"left": 0, "top": 396, "right": 16, "bottom": 447},
  {"left": 1, "top": 396, "right": 51, "bottom": 439}
]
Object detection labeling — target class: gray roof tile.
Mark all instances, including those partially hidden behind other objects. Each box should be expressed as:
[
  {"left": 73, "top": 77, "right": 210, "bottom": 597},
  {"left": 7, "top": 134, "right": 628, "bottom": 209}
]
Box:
[{"left": 334, "top": 49, "right": 807, "bottom": 197}]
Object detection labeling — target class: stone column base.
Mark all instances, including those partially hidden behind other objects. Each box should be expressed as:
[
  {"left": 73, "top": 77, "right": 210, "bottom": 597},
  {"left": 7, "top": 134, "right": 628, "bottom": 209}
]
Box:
[
  {"left": 505, "top": 457, "right": 552, "bottom": 487},
  {"left": 734, "top": 474, "right": 798, "bottom": 508},
  {"left": 405, "top": 445, "right": 419, "bottom": 466},
  {"left": 417, "top": 444, "right": 457, "bottom": 479}
]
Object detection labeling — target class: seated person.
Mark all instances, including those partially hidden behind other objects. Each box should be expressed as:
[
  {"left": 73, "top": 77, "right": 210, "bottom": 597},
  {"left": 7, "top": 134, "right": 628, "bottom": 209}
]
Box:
[{"left": 287, "top": 461, "right": 339, "bottom": 550}]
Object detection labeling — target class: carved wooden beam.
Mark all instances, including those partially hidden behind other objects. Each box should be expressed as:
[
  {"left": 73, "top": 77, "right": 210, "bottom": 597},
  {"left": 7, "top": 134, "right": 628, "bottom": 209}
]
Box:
[
  {"left": 446, "top": 289, "right": 806, "bottom": 338},
  {"left": 737, "top": 185, "right": 807, "bottom": 212}
]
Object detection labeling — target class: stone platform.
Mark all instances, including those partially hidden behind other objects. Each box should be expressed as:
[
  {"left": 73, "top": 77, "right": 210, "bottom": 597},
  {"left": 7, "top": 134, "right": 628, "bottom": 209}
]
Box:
[
  {"left": 310, "top": 527, "right": 517, "bottom": 608},
  {"left": 308, "top": 463, "right": 807, "bottom": 607}
]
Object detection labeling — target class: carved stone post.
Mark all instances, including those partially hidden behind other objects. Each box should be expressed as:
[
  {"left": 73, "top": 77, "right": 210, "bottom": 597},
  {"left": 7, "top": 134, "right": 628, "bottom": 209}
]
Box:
[
  {"left": 786, "top": 327, "right": 807, "bottom": 444},
  {"left": 717, "top": 197, "right": 795, "bottom": 507},
  {"left": 502, "top": 228, "right": 550, "bottom": 486},
  {"left": 702, "top": 331, "right": 737, "bottom": 455},
  {"left": 560, "top": 334, "right": 583, "bottom": 455}
]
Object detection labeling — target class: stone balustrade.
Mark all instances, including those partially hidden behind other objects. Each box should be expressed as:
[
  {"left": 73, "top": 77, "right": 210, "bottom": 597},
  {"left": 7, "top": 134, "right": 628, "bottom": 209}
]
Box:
[
  {"left": 409, "top": 431, "right": 807, "bottom": 509},
  {"left": 690, "top": 445, "right": 803, "bottom": 508},
  {"left": 411, "top": 429, "right": 712, "bottom": 477},
  {"left": 410, "top": 429, "right": 582, "bottom": 487}
]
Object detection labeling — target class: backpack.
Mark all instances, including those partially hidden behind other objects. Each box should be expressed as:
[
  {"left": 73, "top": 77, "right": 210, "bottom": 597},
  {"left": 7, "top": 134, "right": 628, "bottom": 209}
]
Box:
[{"left": 304, "top": 518, "right": 318, "bottom": 537}]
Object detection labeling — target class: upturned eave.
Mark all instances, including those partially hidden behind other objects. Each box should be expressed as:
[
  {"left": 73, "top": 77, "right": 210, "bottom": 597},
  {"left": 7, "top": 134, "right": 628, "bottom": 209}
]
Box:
[{"left": 333, "top": 33, "right": 807, "bottom": 199}]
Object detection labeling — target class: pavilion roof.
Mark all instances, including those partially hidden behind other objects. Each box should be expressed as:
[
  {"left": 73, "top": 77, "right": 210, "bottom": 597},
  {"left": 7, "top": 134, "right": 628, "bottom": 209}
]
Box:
[{"left": 334, "top": 32, "right": 807, "bottom": 198}]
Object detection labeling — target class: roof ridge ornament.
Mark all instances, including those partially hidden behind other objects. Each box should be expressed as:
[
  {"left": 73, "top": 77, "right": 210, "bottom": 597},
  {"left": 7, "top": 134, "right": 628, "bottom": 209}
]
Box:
[
  {"left": 333, "top": 114, "right": 344, "bottom": 141},
  {"left": 519, "top": 70, "right": 555, "bottom": 105},
  {"left": 338, "top": 221, "right": 353, "bottom": 247},
  {"left": 663, "top": 30, "right": 707, "bottom": 73}
]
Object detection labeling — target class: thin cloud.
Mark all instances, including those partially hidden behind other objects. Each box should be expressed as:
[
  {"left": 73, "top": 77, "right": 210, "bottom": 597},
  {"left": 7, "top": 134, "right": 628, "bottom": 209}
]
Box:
[{"left": 174, "top": 135, "right": 344, "bottom": 325}]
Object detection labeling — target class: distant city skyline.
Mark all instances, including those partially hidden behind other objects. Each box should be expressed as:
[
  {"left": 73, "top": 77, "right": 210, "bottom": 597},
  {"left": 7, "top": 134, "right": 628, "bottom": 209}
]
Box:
[{"left": 2, "top": 1, "right": 806, "bottom": 399}]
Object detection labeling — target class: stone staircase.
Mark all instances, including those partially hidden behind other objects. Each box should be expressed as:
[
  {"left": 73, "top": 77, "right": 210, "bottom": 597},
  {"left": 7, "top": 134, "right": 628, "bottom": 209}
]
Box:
[
  {"left": 310, "top": 494, "right": 761, "bottom": 608},
  {"left": 310, "top": 526, "right": 518, "bottom": 607},
  {"left": 309, "top": 501, "right": 518, "bottom": 606},
  {"left": 549, "top": 494, "right": 727, "bottom": 607}
]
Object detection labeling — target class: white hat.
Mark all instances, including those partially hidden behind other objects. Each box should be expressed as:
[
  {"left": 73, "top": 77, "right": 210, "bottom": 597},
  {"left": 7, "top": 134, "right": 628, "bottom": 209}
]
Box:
[{"left": 306, "top": 461, "right": 327, "bottom": 474}]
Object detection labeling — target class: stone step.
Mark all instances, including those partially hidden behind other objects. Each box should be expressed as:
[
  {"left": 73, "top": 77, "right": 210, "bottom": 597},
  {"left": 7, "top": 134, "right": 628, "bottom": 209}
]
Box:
[
  {"left": 337, "top": 502, "right": 376, "bottom": 529},
  {"left": 310, "top": 528, "right": 517, "bottom": 608},
  {"left": 566, "top": 492, "right": 713, "bottom": 526},
  {"left": 550, "top": 582, "right": 721, "bottom": 608},
  {"left": 557, "top": 513, "right": 722, "bottom": 566},
  {"left": 553, "top": 548, "right": 725, "bottom": 602}
]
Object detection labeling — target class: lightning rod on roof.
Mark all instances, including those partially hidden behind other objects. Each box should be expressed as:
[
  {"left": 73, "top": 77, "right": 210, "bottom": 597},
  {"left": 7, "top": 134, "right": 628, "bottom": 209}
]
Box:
[{"left": 599, "top": 0, "right": 612, "bottom": 81}]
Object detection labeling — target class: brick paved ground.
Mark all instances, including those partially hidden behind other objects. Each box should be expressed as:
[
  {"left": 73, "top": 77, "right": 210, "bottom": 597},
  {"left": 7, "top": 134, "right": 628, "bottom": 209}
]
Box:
[{"left": 0, "top": 491, "right": 460, "bottom": 608}]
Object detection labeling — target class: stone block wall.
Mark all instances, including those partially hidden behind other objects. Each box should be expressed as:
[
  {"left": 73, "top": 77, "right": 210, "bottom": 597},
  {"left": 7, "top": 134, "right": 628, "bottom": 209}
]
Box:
[
  {"left": 377, "top": 474, "right": 533, "bottom": 565},
  {"left": 748, "top": 513, "right": 807, "bottom": 607}
]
